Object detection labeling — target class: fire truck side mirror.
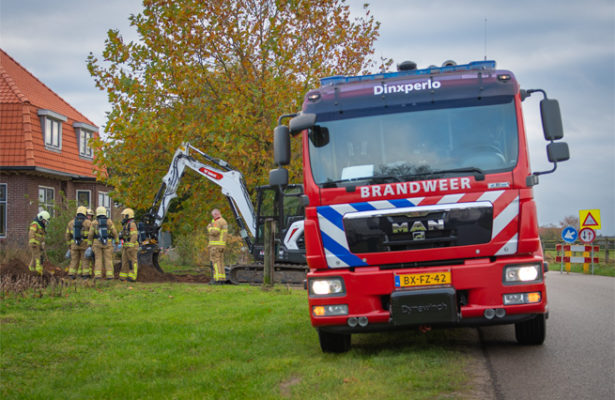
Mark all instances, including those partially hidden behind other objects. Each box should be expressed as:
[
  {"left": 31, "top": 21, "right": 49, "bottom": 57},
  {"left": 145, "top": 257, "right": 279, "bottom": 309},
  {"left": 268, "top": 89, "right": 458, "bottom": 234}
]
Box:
[
  {"left": 546, "top": 141, "right": 570, "bottom": 163},
  {"left": 540, "top": 98, "right": 564, "bottom": 141},
  {"left": 274, "top": 125, "right": 291, "bottom": 166},
  {"left": 269, "top": 167, "right": 289, "bottom": 187}
]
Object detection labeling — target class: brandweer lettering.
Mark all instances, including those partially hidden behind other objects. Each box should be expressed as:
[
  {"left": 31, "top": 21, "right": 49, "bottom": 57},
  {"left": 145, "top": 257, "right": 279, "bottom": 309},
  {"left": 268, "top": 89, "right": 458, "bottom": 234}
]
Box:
[
  {"left": 360, "top": 177, "right": 471, "bottom": 198},
  {"left": 373, "top": 79, "right": 441, "bottom": 96}
]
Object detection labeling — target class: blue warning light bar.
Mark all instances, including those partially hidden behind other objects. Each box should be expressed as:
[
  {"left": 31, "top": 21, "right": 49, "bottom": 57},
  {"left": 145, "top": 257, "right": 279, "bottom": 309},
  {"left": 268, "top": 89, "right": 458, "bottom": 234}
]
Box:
[{"left": 320, "top": 60, "right": 497, "bottom": 86}]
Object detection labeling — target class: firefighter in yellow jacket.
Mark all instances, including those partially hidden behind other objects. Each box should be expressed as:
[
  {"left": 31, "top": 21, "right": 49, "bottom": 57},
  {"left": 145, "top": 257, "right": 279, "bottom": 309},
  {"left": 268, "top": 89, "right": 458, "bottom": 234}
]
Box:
[
  {"left": 28, "top": 210, "right": 50, "bottom": 275},
  {"left": 79, "top": 208, "right": 95, "bottom": 277},
  {"left": 119, "top": 208, "right": 139, "bottom": 282},
  {"left": 65, "top": 206, "right": 91, "bottom": 279},
  {"left": 207, "top": 208, "right": 228, "bottom": 284},
  {"left": 87, "top": 206, "right": 118, "bottom": 280}
]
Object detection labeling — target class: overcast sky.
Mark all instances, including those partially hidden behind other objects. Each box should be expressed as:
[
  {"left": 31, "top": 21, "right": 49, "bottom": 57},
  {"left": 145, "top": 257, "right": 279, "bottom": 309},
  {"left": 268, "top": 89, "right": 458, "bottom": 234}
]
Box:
[{"left": 1, "top": 0, "right": 614, "bottom": 235}]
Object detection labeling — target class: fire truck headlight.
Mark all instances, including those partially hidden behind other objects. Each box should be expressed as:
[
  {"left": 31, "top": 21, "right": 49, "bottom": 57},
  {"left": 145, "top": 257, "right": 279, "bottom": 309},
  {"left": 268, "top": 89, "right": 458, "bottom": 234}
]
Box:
[
  {"left": 309, "top": 277, "right": 345, "bottom": 297},
  {"left": 503, "top": 264, "right": 541, "bottom": 284}
]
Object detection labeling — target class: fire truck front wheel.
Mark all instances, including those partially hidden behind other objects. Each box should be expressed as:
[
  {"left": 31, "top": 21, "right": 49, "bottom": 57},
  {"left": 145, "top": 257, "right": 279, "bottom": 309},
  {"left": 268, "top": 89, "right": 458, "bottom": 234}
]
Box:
[
  {"left": 514, "top": 314, "right": 546, "bottom": 345},
  {"left": 318, "top": 329, "right": 351, "bottom": 353}
]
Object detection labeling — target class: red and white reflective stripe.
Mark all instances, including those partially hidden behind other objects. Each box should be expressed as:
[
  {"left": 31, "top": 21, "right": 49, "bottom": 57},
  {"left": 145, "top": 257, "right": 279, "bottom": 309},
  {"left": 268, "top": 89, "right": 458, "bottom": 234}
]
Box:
[
  {"left": 556, "top": 244, "right": 600, "bottom": 252},
  {"left": 555, "top": 256, "right": 600, "bottom": 263},
  {"left": 411, "top": 189, "right": 519, "bottom": 256}
]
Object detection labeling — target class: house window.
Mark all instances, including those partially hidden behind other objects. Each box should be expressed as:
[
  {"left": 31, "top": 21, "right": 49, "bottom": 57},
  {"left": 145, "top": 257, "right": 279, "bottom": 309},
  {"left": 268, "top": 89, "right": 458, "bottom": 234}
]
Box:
[
  {"left": 38, "top": 110, "right": 67, "bottom": 151},
  {"left": 77, "top": 190, "right": 91, "bottom": 208},
  {"left": 0, "top": 184, "right": 6, "bottom": 238},
  {"left": 38, "top": 186, "right": 55, "bottom": 216},
  {"left": 98, "top": 192, "right": 110, "bottom": 217},
  {"left": 73, "top": 122, "right": 97, "bottom": 159}
]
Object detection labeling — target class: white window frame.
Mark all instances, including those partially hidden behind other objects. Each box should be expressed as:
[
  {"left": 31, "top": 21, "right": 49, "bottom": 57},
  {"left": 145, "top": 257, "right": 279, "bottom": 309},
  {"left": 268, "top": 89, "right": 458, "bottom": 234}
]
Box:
[
  {"left": 73, "top": 122, "right": 97, "bottom": 159},
  {"left": 38, "top": 109, "right": 67, "bottom": 151},
  {"left": 0, "top": 183, "right": 7, "bottom": 238},
  {"left": 98, "top": 192, "right": 111, "bottom": 217},
  {"left": 38, "top": 186, "right": 55, "bottom": 216},
  {"left": 76, "top": 190, "right": 91, "bottom": 208}
]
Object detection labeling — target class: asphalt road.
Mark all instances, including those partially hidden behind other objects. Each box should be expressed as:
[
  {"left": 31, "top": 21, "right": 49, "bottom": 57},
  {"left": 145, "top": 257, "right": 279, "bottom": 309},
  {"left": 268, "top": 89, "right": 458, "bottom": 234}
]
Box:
[{"left": 478, "top": 271, "right": 615, "bottom": 400}]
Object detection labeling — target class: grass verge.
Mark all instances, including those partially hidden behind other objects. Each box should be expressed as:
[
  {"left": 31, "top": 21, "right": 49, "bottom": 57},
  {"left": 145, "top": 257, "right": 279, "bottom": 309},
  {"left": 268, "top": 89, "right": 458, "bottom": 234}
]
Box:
[{"left": 0, "top": 282, "right": 482, "bottom": 399}]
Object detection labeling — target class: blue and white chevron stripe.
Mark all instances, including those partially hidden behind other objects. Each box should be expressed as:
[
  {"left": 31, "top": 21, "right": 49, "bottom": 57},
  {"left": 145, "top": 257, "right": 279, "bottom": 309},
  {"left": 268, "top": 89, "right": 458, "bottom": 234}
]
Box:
[{"left": 317, "top": 197, "right": 424, "bottom": 268}]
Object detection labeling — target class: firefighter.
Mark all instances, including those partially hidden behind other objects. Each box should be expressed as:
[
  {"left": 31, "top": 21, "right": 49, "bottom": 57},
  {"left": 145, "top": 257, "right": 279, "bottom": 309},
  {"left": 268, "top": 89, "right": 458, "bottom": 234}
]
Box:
[
  {"left": 65, "top": 206, "right": 92, "bottom": 279},
  {"left": 87, "top": 206, "right": 118, "bottom": 280},
  {"left": 79, "top": 208, "right": 95, "bottom": 277},
  {"left": 207, "top": 208, "right": 228, "bottom": 284},
  {"left": 119, "top": 208, "right": 139, "bottom": 282},
  {"left": 28, "top": 210, "right": 50, "bottom": 275}
]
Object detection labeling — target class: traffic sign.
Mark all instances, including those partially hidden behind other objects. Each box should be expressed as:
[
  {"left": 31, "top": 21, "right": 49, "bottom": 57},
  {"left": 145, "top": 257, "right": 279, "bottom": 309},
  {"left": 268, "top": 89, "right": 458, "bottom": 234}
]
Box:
[
  {"left": 561, "top": 226, "right": 578, "bottom": 243},
  {"left": 579, "top": 209, "right": 601, "bottom": 229},
  {"left": 579, "top": 227, "right": 596, "bottom": 244}
]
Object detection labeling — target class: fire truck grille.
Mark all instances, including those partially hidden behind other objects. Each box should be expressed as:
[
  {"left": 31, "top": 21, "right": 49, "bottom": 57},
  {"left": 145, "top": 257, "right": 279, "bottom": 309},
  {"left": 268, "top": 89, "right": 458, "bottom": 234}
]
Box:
[{"left": 343, "top": 202, "right": 493, "bottom": 253}]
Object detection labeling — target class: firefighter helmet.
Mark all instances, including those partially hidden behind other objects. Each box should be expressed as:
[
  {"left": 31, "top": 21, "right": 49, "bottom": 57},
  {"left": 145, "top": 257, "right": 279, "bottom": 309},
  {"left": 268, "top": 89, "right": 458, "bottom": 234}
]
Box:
[
  {"left": 76, "top": 206, "right": 87, "bottom": 215},
  {"left": 86, "top": 208, "right": 94, "bottom": 216},
  {"left": 37, "top": 210, "right": 51, "bottom": 223},
  {"left": 95, "top": 206, "right": 107, "bottom": 217},
  {"left": 121, "top": 208, "right": 135, "bottom": 220}
]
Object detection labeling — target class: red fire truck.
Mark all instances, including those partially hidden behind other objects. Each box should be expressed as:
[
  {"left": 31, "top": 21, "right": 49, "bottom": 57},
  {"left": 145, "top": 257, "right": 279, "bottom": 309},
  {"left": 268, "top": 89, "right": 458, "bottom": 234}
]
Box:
[{"left": 270, "top": 60, "right": 569, "bottom": 352}]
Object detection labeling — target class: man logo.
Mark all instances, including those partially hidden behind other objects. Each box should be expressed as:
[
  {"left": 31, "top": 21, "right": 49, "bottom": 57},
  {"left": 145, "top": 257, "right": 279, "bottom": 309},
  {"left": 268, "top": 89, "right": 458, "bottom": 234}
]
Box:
[
  {"left": 391, "top": 219, "right": 445, "bottom": 240},
  {"left": 392, "top": 222, "right": 408, "bottom": 234}
]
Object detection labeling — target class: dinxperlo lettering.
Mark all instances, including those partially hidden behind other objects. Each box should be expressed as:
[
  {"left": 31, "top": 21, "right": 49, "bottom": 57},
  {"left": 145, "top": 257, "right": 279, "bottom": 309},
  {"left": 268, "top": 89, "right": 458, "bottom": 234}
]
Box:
[
  {"left": 359, "top": 177, "right": 471, "bottom": 198},
  {"left": 373, "top": 79, "right": 441, "bottom": 96}
]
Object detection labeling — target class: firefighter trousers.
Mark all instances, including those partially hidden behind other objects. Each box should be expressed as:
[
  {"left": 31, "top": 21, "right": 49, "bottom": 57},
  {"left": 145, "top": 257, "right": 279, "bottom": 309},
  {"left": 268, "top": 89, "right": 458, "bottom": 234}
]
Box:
[
  {"left": 28, "top": 244, "right": 43, "bottom": 274},
  {"left": 92, "top": 242, "right": 114, "bottom": 279},
  {"left": 68, "top": 243, "right": 88, "bottom": 277},
  {"left": 209, "top": 246, "right": 226, "bottom": 282},
  {"left": 120, "top": 246, "right": 138, "bottom": 281}
]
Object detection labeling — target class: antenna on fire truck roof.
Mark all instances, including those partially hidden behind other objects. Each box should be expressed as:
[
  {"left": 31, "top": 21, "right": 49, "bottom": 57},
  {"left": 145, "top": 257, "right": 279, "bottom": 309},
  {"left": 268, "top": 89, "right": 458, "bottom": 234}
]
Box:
[{"left": 484, "top": 18, "right": 488, "bottom": 61}]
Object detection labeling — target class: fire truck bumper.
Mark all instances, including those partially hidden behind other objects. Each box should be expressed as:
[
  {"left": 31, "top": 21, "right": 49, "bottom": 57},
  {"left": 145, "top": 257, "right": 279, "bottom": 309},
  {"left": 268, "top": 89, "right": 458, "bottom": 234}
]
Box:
[{"left": 308, "top": 256, "right": 548, "bottom": 333}]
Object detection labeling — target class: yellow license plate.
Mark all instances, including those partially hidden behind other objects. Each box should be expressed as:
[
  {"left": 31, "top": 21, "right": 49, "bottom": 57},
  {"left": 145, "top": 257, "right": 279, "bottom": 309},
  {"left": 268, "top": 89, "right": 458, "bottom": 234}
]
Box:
[{"left": 395, "top": 271, "right": 451, "bottom": 288}]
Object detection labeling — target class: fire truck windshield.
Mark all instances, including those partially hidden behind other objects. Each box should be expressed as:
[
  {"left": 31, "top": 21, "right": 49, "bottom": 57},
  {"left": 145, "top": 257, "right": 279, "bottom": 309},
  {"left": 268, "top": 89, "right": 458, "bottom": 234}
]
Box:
[{"left": 308, "top": 97, "right": 519, "bottom": 186}]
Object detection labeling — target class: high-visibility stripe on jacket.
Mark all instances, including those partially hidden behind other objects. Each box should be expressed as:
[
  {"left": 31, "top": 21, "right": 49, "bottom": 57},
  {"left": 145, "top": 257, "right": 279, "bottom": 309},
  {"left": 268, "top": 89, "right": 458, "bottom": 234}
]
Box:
[
  {"left": 28, "top": 220, "right": 45, "bottom": 246},
  {"left": 121, "top": 220, "right": 139, "bottom": 247},
  {"left": 207, "top": 217, "right": 228, "bottom": 246}
]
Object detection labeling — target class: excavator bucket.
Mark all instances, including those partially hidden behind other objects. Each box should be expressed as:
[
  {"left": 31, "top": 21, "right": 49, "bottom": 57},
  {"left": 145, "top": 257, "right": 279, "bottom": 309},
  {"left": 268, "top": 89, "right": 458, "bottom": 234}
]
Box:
[{"left": 138, "top": 244, "right": 164, "bottom": 274}]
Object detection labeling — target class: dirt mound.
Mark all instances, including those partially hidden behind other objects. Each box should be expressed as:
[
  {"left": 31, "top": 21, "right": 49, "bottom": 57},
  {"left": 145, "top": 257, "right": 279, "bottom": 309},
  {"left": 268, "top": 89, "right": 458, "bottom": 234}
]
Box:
[
  {"left": 0, "top": 258, "right": 64, "bottom": 290},
  {"left": 1, "top": 258, "right": 210, "bottom": 285}
]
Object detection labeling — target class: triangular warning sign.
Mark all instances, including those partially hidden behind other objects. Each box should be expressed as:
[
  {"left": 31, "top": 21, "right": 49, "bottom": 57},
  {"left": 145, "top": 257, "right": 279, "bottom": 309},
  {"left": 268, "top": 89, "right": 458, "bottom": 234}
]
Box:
[{"left": 582, "top": 212, "right": 598, "bottom": 227}]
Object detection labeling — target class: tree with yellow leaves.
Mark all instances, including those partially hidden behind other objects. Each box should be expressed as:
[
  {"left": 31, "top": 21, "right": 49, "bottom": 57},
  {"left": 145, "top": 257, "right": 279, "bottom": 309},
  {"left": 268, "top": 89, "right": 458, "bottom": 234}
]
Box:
[{"left": 87, "top": 0, "right": 388, "bottom": 235}]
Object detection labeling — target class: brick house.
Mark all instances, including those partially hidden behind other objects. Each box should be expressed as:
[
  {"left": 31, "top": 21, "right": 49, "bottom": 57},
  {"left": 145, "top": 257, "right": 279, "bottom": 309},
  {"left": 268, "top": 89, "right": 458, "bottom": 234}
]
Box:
[{"left": 0, "top": 49, "right": 115, "bottom": 244}]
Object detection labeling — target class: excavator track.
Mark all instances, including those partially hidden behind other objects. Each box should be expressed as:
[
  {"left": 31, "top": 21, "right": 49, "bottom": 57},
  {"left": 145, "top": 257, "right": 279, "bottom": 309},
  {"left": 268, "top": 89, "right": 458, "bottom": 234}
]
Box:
[{"left": 228, "top": 263, "right": 308, "bottom": 285}]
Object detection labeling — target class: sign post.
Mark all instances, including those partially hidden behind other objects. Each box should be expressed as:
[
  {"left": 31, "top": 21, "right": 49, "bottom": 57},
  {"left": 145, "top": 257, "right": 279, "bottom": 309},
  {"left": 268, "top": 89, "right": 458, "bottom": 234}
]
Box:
[{"left": 560, "top": 226, "right": 578, "bottom": 273}]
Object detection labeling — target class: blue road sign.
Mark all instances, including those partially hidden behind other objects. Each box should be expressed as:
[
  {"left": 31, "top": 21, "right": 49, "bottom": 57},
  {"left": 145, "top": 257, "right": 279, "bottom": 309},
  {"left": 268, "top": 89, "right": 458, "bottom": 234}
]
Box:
[{"left": 561, "top": 226, "right": 578, "bottom": 243}]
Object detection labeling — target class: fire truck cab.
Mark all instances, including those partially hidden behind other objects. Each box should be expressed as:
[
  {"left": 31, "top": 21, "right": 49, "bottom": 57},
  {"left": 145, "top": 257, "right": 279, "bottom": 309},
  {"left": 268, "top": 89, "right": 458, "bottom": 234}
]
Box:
[{"left": 272, "top": 60, "right": 569, "bottom": 352}]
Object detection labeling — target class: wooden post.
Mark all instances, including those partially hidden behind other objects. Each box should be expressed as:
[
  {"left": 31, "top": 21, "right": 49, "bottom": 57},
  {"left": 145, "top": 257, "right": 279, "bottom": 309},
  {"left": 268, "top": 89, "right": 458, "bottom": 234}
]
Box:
[{"left": 263, "top": 218, "right": 276, "bottom": 286}]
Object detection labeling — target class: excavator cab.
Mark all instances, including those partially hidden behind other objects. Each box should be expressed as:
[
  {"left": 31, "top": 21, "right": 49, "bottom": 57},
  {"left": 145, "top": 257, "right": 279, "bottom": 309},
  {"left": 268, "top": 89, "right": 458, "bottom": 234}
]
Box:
[{"left": 253, "top": 184, "right": 305, "bottom": 264}]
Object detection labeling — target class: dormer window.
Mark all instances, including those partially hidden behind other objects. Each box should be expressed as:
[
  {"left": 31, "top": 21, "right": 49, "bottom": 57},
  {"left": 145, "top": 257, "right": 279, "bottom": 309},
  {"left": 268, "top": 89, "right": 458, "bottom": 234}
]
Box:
[
  {"left": 38, "top": 109, "right": 67, "bottom": 151},
  {"left": 73, "top": 122, "right": 97, "bottom": 159}
]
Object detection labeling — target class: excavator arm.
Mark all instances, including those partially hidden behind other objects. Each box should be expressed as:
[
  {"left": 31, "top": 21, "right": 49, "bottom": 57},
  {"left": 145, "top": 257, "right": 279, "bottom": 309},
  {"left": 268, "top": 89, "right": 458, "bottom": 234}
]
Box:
[{"left": 138, "top": 143, "right": 257, "bottom": 271}]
